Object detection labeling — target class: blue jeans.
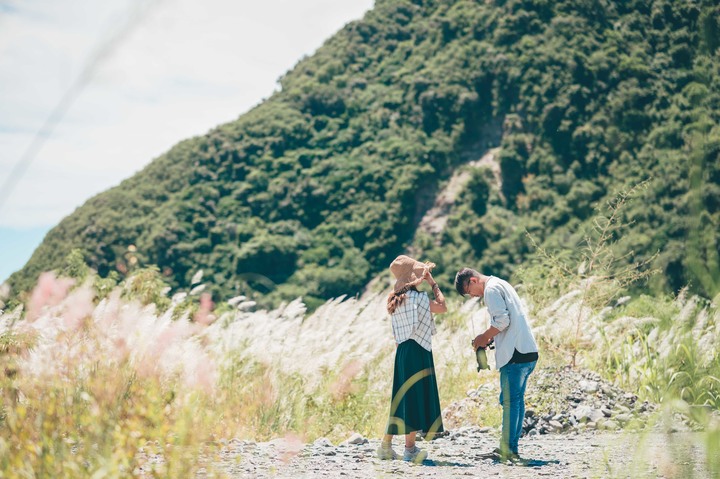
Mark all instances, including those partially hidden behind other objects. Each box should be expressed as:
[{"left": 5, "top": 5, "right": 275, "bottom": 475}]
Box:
[{"left": 498, "top": 360, "right": 536, "bottom": 455}]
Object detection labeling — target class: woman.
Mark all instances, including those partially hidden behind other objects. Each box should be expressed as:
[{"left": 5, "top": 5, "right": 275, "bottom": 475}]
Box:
[{"left": 377, "top": 255, "right": 447, "bottom": 463}]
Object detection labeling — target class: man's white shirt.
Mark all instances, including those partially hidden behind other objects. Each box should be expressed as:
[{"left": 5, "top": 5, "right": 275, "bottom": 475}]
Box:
[{"left": 484, "top": 276, "right": 539, "bottom": 369}]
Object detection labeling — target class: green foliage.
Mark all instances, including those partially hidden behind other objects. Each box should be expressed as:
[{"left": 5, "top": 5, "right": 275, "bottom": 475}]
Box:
[
  {"left": 7, "top": 0, "right": 720, "bottom": 308},
  {"left": 596, "top": 295, "right": 720, "bottom": 414},
  {"left": 61, "top": 249, "right": 90, "bottom": 283},
  {"left": 120, "top": 267, "right": 172, "bottom": 311},
  {"left": 519, "top": 183, "right": 659, "bottom": 365}
]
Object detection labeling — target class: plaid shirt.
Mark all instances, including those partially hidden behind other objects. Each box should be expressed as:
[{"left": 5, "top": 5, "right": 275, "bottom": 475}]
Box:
[{"left": 391, "top": 290, "right": 436, "bottom": 352}]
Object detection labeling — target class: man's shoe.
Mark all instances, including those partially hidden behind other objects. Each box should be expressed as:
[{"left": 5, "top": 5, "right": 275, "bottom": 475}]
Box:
[
  {"left": 376, "top": 444, "right": 398, "bottom": 460},
  {"left": 403, "top": 445, "right": 428, "bottom": 463},
  {"left": 491, "top": 447, "right": 521, "bottom": 462}
]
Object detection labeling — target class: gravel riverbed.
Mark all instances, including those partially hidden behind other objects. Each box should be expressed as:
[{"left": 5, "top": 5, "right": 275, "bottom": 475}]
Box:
[{"left": 206, "top": 429, "right": 712, "bottom": 479}]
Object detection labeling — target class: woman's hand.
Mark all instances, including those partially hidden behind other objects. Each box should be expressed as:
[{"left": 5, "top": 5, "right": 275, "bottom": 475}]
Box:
[{"left": 425, "top": 270, "right": 446, "bottom": 313}]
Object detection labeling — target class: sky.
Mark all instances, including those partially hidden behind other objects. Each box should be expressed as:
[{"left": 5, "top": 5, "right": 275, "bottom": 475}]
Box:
[{"left": 0, "top": 0, "right": 374, "bottom": 283}]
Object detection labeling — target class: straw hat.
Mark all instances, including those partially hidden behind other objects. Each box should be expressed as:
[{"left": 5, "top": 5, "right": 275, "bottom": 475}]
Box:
[{"left": 390, "top": 255, "right": 435, "bottom": 294}]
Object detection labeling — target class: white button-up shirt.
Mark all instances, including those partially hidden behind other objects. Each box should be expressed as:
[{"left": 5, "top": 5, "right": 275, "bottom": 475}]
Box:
[
  {"left": 391, "top": 289, "right": 436, "bottom": 352},
  {"left": 484, "top": 276, "right": 538, "bottom": 369}
]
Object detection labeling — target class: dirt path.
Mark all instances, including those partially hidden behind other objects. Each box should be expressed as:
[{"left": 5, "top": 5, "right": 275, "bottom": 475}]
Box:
[{"left": 208, "top": 429, "right": 712, "bottom": 479}]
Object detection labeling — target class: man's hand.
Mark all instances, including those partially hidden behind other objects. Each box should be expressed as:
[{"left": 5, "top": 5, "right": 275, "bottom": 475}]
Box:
[
  {"left": 473, "top": 333, "right": 490, "bottom": 350},
  {"left": 474, "top": 326, "right": 501, "bottom": 349}
]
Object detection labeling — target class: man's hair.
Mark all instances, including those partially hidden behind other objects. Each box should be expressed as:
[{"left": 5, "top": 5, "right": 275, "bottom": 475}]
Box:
[{"left": 454, "top": 267, "right": 481, "bottom": 296}]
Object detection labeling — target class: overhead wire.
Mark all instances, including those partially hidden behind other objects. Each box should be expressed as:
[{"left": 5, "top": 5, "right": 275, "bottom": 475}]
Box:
[{"left": 0, "top": 0, "right": 164, "bottom": 215}]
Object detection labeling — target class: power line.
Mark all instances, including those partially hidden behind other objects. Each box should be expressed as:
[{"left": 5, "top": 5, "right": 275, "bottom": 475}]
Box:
[{"left": 0, "top": 0, "right": 164, "bottom": 215}]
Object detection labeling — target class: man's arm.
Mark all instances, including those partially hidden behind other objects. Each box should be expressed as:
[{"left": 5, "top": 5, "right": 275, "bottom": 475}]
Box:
[{"left": 473, "top": 286, "right": 509, "bottom": 349}]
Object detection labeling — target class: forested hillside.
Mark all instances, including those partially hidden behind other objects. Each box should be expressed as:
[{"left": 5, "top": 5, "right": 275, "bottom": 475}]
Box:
[{"left": 9, "top": 0, "right": 720, "bottom": 307}]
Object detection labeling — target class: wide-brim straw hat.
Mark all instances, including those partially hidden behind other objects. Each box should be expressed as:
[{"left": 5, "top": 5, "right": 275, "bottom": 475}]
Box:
[{"left": 390, "top": 255, "right": 435, "bottom": 294}]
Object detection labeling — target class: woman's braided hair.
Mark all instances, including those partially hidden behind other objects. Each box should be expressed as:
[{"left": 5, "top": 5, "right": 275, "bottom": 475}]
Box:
[{"left": 387, "top": 286, "right": 413, "bottom": 314}]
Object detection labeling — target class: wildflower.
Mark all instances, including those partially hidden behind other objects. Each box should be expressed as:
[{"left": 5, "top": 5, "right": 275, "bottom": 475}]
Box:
[
  {"left": 330, "top": 360, "right": 362, "bottom": 401},
  {"left": 194, "top": 293, "right": 215, "bottom": 326},
  {"left": 26, "top": 272, "right": 74, "bottom": 322}
]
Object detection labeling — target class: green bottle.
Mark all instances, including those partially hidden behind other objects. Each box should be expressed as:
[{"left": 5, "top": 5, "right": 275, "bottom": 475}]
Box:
[
  {"left": 475, "top": 345, "right": 489, "bottom": 371},
  {"left": 473, "top": 339, "right": 494, "bottom": 371}
]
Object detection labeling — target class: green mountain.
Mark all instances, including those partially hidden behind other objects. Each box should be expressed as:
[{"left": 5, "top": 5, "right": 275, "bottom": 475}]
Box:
[{"left": 10, "top": 0, "right": 720, "bottom": 307}]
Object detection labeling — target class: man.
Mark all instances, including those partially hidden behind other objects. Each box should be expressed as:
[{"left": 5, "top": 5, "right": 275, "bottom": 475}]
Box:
[{"left": 454, "top": 267, "right": 539, "bottom": 461}]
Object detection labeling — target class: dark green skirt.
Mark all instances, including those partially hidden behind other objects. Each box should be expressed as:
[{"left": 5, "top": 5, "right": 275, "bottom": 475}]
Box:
[{"left": 385, "top": 339, "right": 444, "bottom": 437}]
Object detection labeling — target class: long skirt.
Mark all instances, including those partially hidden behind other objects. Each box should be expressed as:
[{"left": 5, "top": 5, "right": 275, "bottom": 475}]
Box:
[{"left": 385, "top": 339, "right": 444, "bottom": 437}]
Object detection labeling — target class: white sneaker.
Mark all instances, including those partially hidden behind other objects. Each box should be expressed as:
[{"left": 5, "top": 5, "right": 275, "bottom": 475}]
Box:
[
  {"left": 403, "top": 445, "right": 428, "bottom": 463},
  {"left": 376, "top": 444, "right": 398, "bottom": 460}
]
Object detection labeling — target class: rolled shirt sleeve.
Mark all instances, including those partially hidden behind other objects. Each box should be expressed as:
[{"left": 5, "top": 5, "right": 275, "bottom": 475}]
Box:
[
  {"left": 424, "top": 293, "right": 437, "bottom": 336},
  {"left": 484, "top": 286, "right": 510, "bottom": 331}
]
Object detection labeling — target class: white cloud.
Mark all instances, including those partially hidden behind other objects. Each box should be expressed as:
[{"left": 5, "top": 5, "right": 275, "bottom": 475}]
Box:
[{"left": 0, "top": 0, "right": 374, "bottom": 228}]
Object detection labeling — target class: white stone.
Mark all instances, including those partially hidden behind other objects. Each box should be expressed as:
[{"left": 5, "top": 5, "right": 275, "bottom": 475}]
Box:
[
  {"left": 615, "top": 414, "right": 632, "bottom": 424},
  {"left": 573, "top": 405, "right": 604, "bottom": 423},
  {"left": 313, "top": 438, "right": 334, "bottom": 448},
  {"left": 615, "top": 405, "right": 631, "bottom": 414},
  {"left": 346, "top": 433, "right": 367, "bottom": 445},
  {"left": 549, "top": 420, "right": 564, "bottom": 430},
  {"left": 602, "top": 420, "right": 620, "bottom": 431},
  {"left": 579, "top": 380, "right": 599, "bottom": 393}
]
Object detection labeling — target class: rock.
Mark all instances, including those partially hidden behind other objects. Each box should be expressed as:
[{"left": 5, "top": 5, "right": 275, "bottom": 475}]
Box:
[
  {"left": 602, "top": 420, "right": 620, "bottom": 431},
  {"left": 549, "top": 420, "right": 564, "bottom": 431},
  {"left": 601, "top": 385, "right": 616, "bottom": 398},
  {"left": 573, "top": 405, "right": 604, "bottom": 423},
  {"left": 623, "top": 393, "right": 637, "bottom": 404},
  {"left": 615, "top": 405, "right": 631, "bottom": 415},
  {"left": 525, "top": 409, "right": 536, "bottom": 418},
  {"left": 602, "top": 408, "right": 613, "bottom": 418},
  {"left": 573, "top": 405, "right": 591, "bottom": 421},
  {"left": 615, "top": 414, "right": 632, "bottom": 424},
  {"left": 313, "top": 438, "right": 334, "bottom": 448},
  {"left": 579, "top": 380, "right": 599, "bottom": 394},
  {"left": 478, "top": 426, "right": 493, "bottom": 433},
  {"left": 346, "top": 433, "right": 367, "bottom": 445}
]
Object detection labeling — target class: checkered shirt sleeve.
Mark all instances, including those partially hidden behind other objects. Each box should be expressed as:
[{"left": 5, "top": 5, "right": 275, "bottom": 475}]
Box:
[{"left": 390, "top": 290, "right": 436, "bottom": 352}]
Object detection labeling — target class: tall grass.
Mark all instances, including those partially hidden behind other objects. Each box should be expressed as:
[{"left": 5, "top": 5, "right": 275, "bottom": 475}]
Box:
[
  {"left": 525, "top": 281, "right": 720, "bottom": 477},
  {"left": 4, "top": 232, "right": 717, "bottom": 477},
  {"left": 0, "top": 270, "right": 489, "bottom": 477},
  {"left": 516, "top": 184, "right": 720, "bottom": 477},
  {"left": 596, "top": 294, "right": 720, "bottom": 477}
]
